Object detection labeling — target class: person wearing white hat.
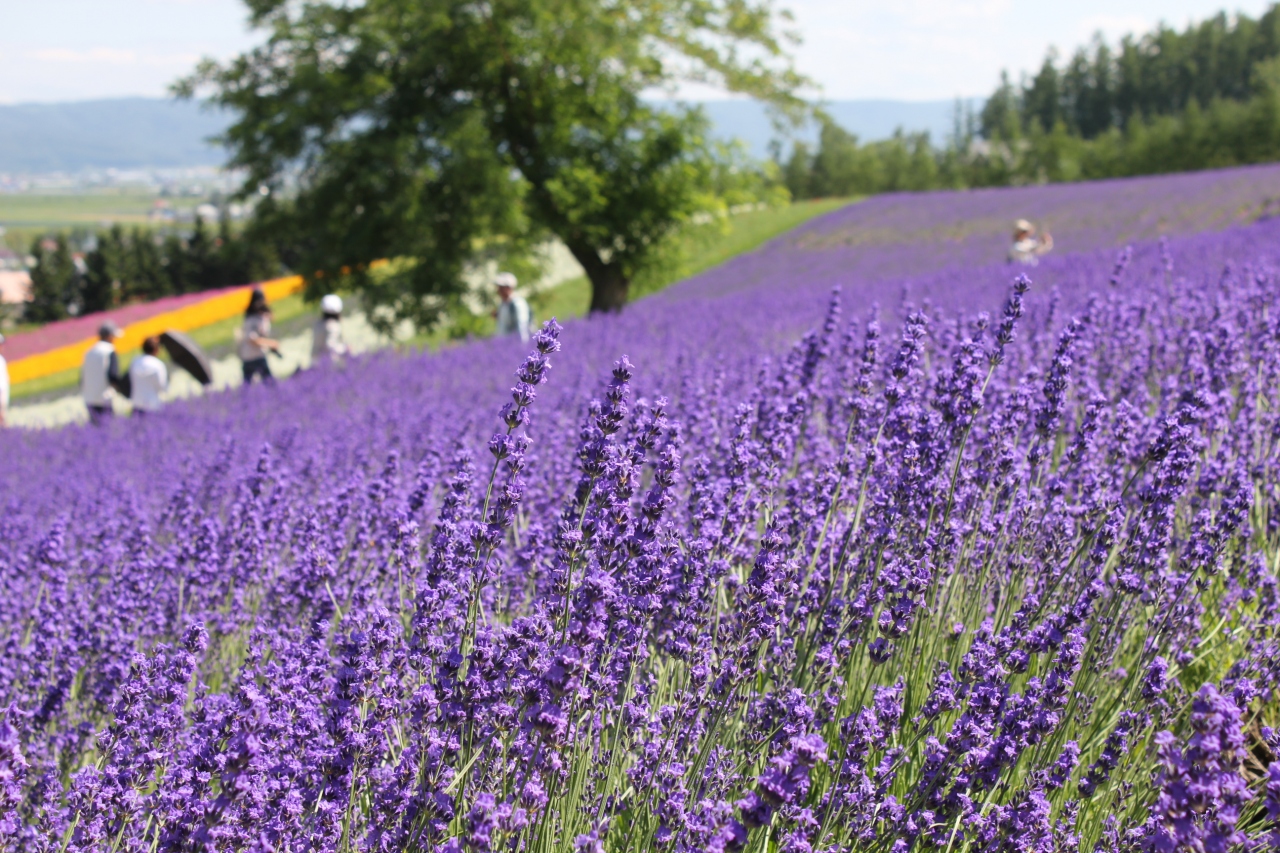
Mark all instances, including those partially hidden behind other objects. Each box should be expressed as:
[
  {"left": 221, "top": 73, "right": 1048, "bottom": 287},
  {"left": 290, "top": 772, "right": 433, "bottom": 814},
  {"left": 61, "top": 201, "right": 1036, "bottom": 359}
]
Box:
[
  {"left": 82, "top": 320, "right": 124, "bottom": 425},
  {"left": 1009, "top": 219, "right": 1053, "bottom": 265},
  {"left": 311, "top": 293, "right": 349, "bottom": 364},
  {"left": 0, "top": 332, "right": 8, "bottom": 427},
  {"left": 493, "top": 271, "right": 531, "bottom": 342}
]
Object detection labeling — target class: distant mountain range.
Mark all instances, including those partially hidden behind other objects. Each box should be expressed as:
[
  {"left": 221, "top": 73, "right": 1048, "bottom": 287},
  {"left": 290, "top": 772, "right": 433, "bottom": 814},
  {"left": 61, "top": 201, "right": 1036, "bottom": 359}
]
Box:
[
  {"left": 0, "top": 96, "right": 983, "bottom": 174},
  {"left": 679, "top": 98, "right": 984, "bottom": 159},
  {"left": 0, "top": 98, "right": 228, "bottom": 173}
]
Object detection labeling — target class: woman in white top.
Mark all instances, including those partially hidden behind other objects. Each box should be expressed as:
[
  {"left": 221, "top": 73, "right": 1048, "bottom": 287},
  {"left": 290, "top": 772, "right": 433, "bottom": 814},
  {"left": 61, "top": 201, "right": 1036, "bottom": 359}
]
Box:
[
  {"left": 238, "top": 288, "right": 280, "bottom": 384},
  {"left": 129, "top": 336, "right": 169, "bottom": 415}
]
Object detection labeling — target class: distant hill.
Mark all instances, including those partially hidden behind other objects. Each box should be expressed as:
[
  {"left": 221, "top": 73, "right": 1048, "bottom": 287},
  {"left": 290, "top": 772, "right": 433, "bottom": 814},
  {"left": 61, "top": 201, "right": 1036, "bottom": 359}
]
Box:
[
  {"left": 0, "top": 96, "right": 982, "bottom": 173},
  {"left": 686, "top": 98, "right": 985, "bottom": 159},
  {"left": 0, "top": 98, "right": 227, "bottom": 173}
]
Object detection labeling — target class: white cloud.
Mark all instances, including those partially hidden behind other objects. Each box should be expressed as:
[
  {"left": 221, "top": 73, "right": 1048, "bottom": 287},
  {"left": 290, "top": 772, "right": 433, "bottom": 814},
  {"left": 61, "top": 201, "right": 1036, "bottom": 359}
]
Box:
[
  {"left": 1075, "top": 14, "right": 1155, "bottom": 42},
  {"left": 28, "top": 48, "right": 200, "bottom": 68},
  {"left": 31, "top": 47, "right": 138, "bottom": 64},
  {"left": 901, "top": 0, "right": 1014, "bottom": 24},
  {"left": 3, "top": 0, "right": 1278, "bottom": 103}
]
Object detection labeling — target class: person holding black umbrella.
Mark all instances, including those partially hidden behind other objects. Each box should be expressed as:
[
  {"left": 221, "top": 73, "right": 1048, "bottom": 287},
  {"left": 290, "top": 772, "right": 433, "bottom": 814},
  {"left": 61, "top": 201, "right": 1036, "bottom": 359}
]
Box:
[
  {"left": 129, "top": 336, "right": 168, "bottom": 415},
  {"left": 238, "top": 288, "right": 280, "bottom": 385}
]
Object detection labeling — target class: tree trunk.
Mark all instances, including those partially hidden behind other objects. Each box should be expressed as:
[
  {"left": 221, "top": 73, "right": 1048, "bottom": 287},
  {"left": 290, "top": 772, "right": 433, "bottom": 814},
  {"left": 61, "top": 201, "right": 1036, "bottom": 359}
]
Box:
[
  {"left": 587, "top": 266, "right": 630, "bottom": 313},
  {"left": 567, "top": 243, "right": 631, "bottom": 313}
]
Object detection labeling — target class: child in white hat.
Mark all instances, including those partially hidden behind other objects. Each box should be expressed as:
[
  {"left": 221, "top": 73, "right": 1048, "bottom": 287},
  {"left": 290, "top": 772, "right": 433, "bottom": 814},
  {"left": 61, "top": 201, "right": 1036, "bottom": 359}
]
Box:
[{"left": 312, "top": 293, "right": 349, "bottom": 364}]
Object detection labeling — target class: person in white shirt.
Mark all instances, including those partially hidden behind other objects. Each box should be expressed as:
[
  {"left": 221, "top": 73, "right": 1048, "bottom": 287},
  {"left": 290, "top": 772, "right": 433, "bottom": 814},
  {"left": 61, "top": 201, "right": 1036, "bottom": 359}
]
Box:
[
  {"left": 1008, "top": 219, "right": 1054, "bottom": 266},
  {"left": 0, "top": 333, "right": 9, "bottom": 428},
  {"left": 129, "top": 336, "right": 168, "bottom": 415},
  {"left": 493, "top": 272, "right": 531, "bottom": 342},
  {"left": 82, "top": 321, "right": 123, "bottom": 426},
  {"left": 311, "top": 293, "right": 349, "bottom": 364}
]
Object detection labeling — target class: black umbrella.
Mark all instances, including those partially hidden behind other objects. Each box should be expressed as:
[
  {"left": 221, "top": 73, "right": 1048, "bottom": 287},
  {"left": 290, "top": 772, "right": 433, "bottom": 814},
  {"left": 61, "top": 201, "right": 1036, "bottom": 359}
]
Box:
[{"left": 160, "top": 329, "right": 214, "bottom": 386}]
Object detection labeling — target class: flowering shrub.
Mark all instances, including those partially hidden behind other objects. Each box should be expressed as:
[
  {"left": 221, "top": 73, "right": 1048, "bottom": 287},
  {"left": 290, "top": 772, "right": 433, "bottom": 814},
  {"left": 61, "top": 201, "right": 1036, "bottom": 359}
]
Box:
[{"left": 3, "top": 172, "right": 1280, "bottom": 851}]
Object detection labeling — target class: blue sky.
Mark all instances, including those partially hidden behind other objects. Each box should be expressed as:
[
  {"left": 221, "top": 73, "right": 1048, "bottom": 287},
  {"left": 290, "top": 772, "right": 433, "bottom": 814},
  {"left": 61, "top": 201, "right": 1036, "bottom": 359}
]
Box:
[{"left": 1, "top": 0, "right": 1274, "bottom": 104}]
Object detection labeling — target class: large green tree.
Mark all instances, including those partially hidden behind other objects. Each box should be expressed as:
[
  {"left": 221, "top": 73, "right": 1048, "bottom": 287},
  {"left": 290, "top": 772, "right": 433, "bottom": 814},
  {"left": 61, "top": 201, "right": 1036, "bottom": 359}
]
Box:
[{"left": 179, "top": 0, "right": 805, "bottom": 324}]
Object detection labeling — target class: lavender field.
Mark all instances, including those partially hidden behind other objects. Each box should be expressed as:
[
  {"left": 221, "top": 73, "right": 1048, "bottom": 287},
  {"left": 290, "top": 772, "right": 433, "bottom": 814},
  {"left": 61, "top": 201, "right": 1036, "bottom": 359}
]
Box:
[{"left": 4, "top": 166, "right": 1280, "bottom": 852}]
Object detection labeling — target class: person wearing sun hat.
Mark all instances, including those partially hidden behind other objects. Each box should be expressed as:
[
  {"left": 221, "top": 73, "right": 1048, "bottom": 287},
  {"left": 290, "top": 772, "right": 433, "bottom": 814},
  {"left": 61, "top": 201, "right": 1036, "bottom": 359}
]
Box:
[
  {"left": 1009, "top": 218, "right": 1054, "bottom": 265},
  {"left": 311, "top": 293, "right": 349, "bottom": 364},
  {"left": 82, "top": 320, "right": 124, "bottom": 425},
  {"left": 0, "top": 332, "right": 8, "bottom": 427},
  {"left": 493, "top": 271, "right": 531, "bottom": 342}
]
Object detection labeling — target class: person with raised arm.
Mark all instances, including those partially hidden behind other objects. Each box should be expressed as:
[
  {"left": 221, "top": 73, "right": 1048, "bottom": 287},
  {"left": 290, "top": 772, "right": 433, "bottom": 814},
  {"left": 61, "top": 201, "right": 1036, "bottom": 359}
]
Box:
[
  {"left": 238, "top": 288, "right": 280, "bottom": 385},
  {"left": 1008, "top": 219, "right": 1054, "bottom": 265}
]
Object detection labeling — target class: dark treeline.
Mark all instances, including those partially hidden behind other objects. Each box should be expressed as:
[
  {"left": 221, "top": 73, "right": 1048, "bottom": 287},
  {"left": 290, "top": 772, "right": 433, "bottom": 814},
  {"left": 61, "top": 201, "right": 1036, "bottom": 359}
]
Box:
[
  {"left": 786, "top": 4, "right": 1280, "bottom": 198},
  {"left": 26, "top": 216, "right": 279, "bottom": 323}
]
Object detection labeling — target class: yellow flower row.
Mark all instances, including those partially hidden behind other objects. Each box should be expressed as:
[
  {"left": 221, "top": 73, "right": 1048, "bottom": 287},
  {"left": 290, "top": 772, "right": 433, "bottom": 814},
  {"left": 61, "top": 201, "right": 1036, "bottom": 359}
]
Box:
[{"left": 8, "top": 275, "right": 304, "bottom": 386}]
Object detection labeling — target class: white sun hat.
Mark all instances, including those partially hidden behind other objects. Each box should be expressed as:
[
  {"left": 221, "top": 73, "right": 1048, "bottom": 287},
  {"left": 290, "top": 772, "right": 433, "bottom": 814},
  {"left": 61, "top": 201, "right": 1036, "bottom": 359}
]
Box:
[
  {"left": 494, "top": 271, "right": 517, "bottom": 289},
  {"left": 321, "top": 294, "right": 343, "bottom": 314}
]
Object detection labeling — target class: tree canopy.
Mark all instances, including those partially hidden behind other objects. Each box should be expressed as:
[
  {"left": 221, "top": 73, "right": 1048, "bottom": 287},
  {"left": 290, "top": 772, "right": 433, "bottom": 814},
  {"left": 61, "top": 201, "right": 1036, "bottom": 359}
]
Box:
[{"left": 179, "top": 0, "right": 806, "bottom": 327}]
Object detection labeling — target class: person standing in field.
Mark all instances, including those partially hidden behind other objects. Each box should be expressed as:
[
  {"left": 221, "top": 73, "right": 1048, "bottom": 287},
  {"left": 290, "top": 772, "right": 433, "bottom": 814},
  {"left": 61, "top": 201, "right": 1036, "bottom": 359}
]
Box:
[
  {"left": 128, "top": 336, "right": 168, "bottom": 416},
  {"left": 1008, "top": 219, "right": 1054, "bottom": 265},
  {"left": 493, "top": 272, "right": 531, "bottom": 342},
  {"left": 311, "top": 293, "right": 349, "bottom": 364},
  {"left": 0, "top": 333, "right": 8, "bottom": 428},
  {"left": 82, "top": 321, "right": 123, "bottom": 425},
  {"left": 238, "top": 288, "right": 280, "bottom": 385}
]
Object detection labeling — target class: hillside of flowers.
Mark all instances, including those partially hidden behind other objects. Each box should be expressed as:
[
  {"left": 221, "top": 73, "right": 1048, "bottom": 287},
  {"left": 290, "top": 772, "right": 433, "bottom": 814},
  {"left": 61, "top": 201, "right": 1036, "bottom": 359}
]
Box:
[{"left": 4, "top": 167, "right": 1280, "bottom": 851}]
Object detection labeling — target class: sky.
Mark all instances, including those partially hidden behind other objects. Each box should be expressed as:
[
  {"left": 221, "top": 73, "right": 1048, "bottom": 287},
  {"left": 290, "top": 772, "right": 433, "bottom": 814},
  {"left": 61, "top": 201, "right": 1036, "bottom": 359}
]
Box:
[{"left": 0, "top": 0, "right": 1275, "bottom": 105}]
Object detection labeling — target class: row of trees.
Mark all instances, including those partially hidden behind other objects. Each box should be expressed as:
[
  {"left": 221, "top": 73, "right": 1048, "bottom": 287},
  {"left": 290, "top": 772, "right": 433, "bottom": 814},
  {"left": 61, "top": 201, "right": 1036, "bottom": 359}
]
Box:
[
  {"left": 986, "top": 7, "right": 1280, "bottom": 141},
  {"left": 26, "top": 217, "right": 279, "bottom": 323},
  {"left": 785, "top": 4, "right": 1280, "bottom": 199}
]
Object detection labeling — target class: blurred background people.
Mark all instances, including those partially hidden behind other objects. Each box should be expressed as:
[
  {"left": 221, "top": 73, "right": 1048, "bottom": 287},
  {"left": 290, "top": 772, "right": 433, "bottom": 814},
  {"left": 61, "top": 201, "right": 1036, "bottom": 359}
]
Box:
[
  {"left": 493, "top": 272, "right": 531, "bottom": 342},
  {"left": 0, "top": 333, "right": 8, "bottom": 428},
  {"left": 312, "top": 293, "right": 349, "bottom": 364},
  {"left": 129, "top": 336, "right": 168, "bottom": 415},
  {"left": 82, "top": 321, "right": 123, "bottom": 425},
  {"left": 238, "top": 288, "right": 279, "bottom": 384},
  {"left": 1008, "top": 219, "right": 1054, "bottom": 265}
]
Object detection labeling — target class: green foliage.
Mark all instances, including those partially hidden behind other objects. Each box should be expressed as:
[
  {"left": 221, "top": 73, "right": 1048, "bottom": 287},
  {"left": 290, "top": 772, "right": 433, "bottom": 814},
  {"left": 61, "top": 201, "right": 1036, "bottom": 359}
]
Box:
[
  {"left": 785, "top": 2, "right": 1280, "bottom": 200},
  {"left": 180, "top": 0, "right": 808, "bottom": 327},
  {"left": 26, "top": 236, "right": 79, "bottom": 324},
  {"left": 20, "top": 217, "right": 279, "bottom": 323}
]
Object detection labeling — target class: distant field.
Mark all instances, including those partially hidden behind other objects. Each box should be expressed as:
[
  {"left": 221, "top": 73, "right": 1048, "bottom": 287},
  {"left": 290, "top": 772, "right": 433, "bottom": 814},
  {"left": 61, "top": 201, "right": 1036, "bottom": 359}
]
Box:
[
  {"left": 529, "top": 197, "right": 855, "bottom": 322},
  {"left": 0, "top": 190, "right": 205, "bottom": 249}
]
